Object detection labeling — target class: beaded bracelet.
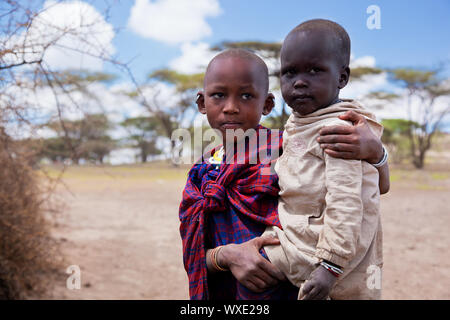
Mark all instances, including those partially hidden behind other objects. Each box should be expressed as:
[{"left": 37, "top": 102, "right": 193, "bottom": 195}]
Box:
[
  {"left": 320, "top": 261, "right": 344, "bottom": 278},
  {"left": 372, "top": 146, "right": 389, "bottom": 168},
  {"left": 210, "top": 246, "right": 228, "bottom": 272}
]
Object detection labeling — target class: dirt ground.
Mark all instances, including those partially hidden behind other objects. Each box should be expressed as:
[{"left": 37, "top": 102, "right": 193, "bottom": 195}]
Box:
[{"left": 44, "top": 163, "right": 450, "bottom": 300}]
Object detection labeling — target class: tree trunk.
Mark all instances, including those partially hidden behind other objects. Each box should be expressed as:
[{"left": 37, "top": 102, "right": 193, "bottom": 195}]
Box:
[{"left": 413, "top": 148, "right": 427, "bottom": 169}]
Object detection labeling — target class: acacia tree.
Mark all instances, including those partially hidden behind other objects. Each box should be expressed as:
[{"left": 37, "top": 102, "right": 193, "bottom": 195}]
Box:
[
  {"left": 46, "top": 113, "right": 115, "bottom": 164},
  {"left": 120, "top": 116, "right": 161, "bottom": 163},
  {"left": 368, "top": 68, "right": 450, "bottom": 168},
  {"left": 126, "top": 69, "right": 203, "bottom": 164}
]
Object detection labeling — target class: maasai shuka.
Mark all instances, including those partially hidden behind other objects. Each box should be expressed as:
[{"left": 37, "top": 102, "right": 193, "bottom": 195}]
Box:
[{"left": 179, "top": 125, "right": 289, "bottom": 300}]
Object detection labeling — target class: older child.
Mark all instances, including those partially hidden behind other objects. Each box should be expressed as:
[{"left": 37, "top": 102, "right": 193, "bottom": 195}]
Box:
[
  {"left": 179, "top": 48, "right": 389, "bottom": 300},
  {"left": 263, "top": 19, "right": 386, "bottom": 300}
]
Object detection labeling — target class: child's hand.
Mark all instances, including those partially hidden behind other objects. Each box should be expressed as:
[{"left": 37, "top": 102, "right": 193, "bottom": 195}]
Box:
[
  {"left": 318, "top": 110, "right": 383, "bottom": 164},
  {"left": 220, "top": 236, "right": 286, "bottom": 293},
  {"left": 300, "top": 265, "right": 338, "bottom": 300}
]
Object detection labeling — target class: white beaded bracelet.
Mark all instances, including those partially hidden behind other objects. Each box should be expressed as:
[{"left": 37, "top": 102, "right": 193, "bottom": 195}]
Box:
[{"left": 372, "top": 146, "right": 388, "bottom": 168}]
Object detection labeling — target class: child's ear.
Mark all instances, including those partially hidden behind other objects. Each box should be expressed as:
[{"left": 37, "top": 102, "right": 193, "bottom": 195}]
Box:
[
  {"left": 338, "top": 66, "right": 350, "bottom": 89},
  {"left": 262, "top": 93, "right": 275, "bottom": 116},
  {"left": 196, "top": 91, "right": 206, "bottom": 114}
]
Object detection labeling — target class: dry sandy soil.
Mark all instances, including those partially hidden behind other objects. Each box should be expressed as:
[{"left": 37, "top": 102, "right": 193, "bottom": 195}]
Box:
[{"left": 45, "top": 163, "right": 450, "bottom": 300}]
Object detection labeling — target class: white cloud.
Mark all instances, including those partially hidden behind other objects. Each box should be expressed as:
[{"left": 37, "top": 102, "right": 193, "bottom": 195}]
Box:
[
  {"left": 341, "top": 73, "right": 390, "bottom": 100},
  {"left": 350, "top": 55, "right": 376, "bottom": 68},
  {"left": 2, "top": 79, "right": 146, "bottom": 139},
  {"left": 169, "top": 42, "right": 216, "bottom": 74},
  {"left": 127, "top": 0, "right": 222, "bottom": 45},
  {"left": 2, "top": 0, "right": 115, "bottom": 71}
]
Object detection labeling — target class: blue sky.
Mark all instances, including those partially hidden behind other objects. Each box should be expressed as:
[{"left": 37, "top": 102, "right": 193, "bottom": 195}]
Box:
[
  {"left": 96, "top": 0, "right": 450, "bottom": 82},
  {"left": 9, "top": 0, "right": 448, "bottom": 136}
]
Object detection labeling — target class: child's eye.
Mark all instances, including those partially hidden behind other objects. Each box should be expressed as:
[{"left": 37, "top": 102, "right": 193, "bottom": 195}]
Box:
[
  {"left": 241, "top": 93, "right": 252, "bottom": 100},
  {"left": 211, "top": 92, "right": 224, "bottom": 99},
  {"left": 283, "top": 69, "right": 296, "bottom": 77},
  {"left": 309, "top": 68, "right": 321, "bottom": 74}
]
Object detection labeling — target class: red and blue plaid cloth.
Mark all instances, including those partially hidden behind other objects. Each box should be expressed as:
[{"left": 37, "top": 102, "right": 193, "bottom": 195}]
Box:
[{"left": 179, "top": 125, "right": 298, "bottom": 300}]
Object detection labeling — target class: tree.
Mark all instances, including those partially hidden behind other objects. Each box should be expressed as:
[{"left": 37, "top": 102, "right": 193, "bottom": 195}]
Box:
[
  {"left": 120, "top": 116, "right": 161, "bottom": 163},
  {"left": 126, "top": 69, "right": 203, "bottom": 164},
  {"left": 46, "top": 113, "right": 115, "bottom": 164},
  {"left": 369, "top": 68, "right": 450, "bottom": 168},
  {"left": 381, "top": 118, "right": 417, "bottom": 164}
]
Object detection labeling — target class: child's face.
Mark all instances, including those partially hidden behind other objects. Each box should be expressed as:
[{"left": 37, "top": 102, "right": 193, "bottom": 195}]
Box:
[
  {"left": 280, "top": 30, "right": 349, "bottom": 115},
  {"left": 197, "top": 56, "right": 274, "bottom": 140}
]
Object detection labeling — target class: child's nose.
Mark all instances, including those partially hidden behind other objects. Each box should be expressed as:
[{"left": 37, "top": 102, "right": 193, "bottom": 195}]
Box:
[
  {"left": 223, "top": 99, "right": 239, "bottom": 113},
  {"left": 294, "top": 76, "right": 308, "bottom": 89}
]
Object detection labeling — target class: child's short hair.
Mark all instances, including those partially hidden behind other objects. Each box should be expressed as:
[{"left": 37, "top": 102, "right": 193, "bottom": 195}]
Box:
[
  {"left": 205, "top": 48, "right": 269, "bottom": 92},
  {"left": 288, "top": 19, "right": 351, "bottom": 68}
]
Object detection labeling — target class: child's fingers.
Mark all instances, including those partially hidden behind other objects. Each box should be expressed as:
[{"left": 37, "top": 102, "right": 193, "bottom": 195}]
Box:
[
  {"left": 319, "top": 125, "right": 353, "bottom": 136},
  {"left": 320, "top": 143, "right": 355, "bottom": 152},
  {"left": 317, "top": 133, "right": 356, "bottom": 145},
  {"left": 257, "top": 256, "right": 286, "bottom": 282},
  {"left": 244, "top": 279, "right": 263, "bottom": 293},
  {"left": 338, "top": 110, "right": 366, "bottom": 124},
  {"left": 301, "top": 285, "right": 319, "bottom": 300},
  {"left": 253, "top": 235, "right": 280, "bottom": 248},
  {"left": 301, "top": 281, "right": 313, "bottom": 295},
  {"left": 315, "top": 290, "right": 329, "bottom": 300},
  {"left": 323, "top": 149, "right": 355, "bottom": 159},
  {"left": 248, "top": 275, "right": 268, "bottom": 292},
  {"left": 252, "top": 270, "right": 278, "bottom": 289}
]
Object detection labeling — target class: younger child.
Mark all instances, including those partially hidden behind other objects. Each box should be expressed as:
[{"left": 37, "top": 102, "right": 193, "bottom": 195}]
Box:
[
  {"left": 179, "top": 47, "right": 388, "bottom": 300},
  {"left": 263, "top": 19, "right": 385, "bottom": 299}
]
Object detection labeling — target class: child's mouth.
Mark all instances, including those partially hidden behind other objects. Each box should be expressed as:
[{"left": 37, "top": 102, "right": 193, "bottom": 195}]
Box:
[
  {"left": 221, "top": 122, "right": 242, "bottom": 129},
  {"left": 293, "top": 94, "right": 313, "bottom": 102}
]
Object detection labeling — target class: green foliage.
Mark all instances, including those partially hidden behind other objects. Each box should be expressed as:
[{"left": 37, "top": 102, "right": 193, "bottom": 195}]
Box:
[
  {"left": 366, "top": 67, "right": 450, "bottom": 168},
  {"left": 148, "top": 69, "right": 204, "bottom": 92},
  {"left": 212, "top": 41, "right": 282, "bottom": 59},
  {"left": 365, "top": 91, "right": 400, "bottom": 101},
  {"left": 44, "top": 113, "right": 115, "bottom": 163},
  {"left": 389, "top": 68, "right": 436, "bottom": 89},
  {"left": 350, "top": 67, "right": 383, "bottom": 80},
  {"left": 56, "top": 70, "right": 117, "bottom": 84},
  {"left": 381, "top": 119, "right": 415, "bottom": 164},
  {"left": 120, "top": 116, "right": 162, "bottom": 162}
]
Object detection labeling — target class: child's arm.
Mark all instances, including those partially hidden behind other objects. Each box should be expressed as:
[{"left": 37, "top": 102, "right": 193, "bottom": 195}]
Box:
[
  {"left": 317, "top": 110, "right": 390, "bottom": 194},
  {"left": 376, "top": 162, "right": 390, "bottom": 194},
  {"left": 315, "top": 153, "right": 363, "bottom": 268},
  {"left": 302, "top": 151, "right": 365, "bottom": 299}
]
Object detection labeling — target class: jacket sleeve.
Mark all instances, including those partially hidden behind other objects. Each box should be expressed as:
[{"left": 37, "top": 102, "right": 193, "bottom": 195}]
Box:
[{"left": 315, "top": 153, "right": 363, "bottom": 268}]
